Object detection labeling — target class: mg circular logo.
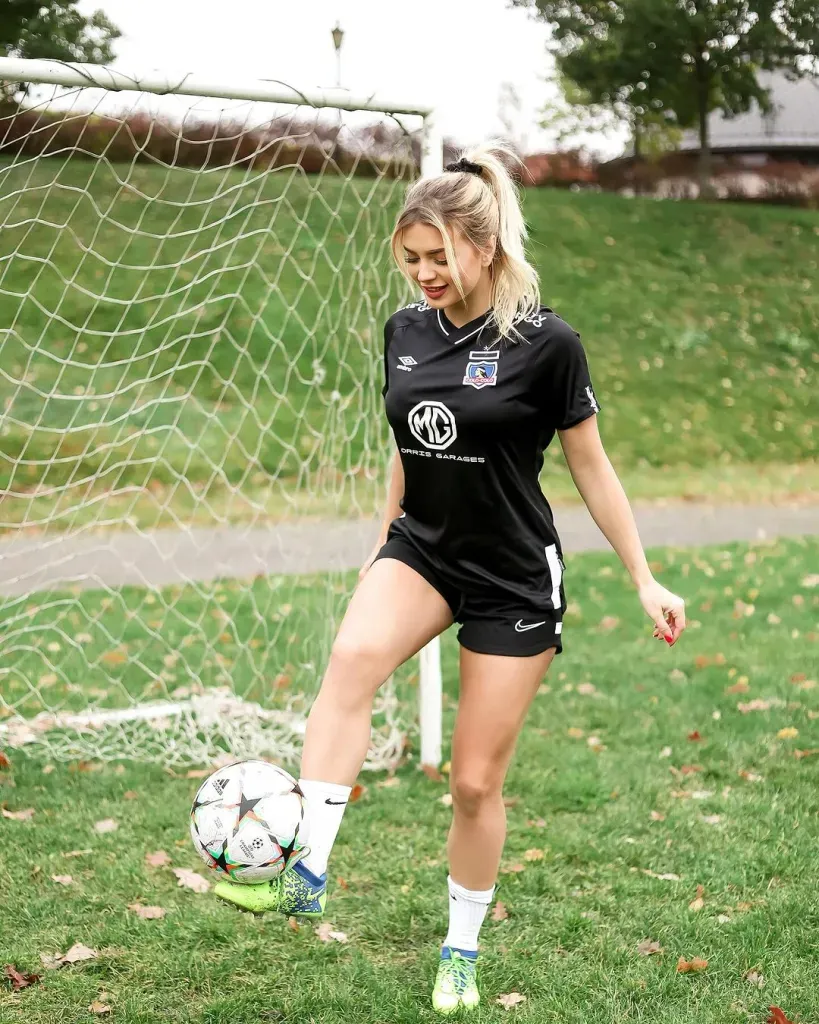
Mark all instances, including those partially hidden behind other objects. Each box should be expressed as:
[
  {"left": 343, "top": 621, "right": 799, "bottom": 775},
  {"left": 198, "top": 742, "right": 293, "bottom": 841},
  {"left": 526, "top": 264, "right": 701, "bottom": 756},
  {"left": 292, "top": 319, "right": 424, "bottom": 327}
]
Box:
[{"left": 408, "top": 400, "right": 457, "bottom": 451}]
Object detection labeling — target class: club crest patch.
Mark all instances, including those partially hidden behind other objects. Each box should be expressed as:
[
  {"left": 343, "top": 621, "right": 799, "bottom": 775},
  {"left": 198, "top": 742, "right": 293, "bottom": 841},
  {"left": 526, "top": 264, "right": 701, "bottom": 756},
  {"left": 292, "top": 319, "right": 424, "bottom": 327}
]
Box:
[{"left": 462, "top": 349, "right": 499, "bottom": 389}]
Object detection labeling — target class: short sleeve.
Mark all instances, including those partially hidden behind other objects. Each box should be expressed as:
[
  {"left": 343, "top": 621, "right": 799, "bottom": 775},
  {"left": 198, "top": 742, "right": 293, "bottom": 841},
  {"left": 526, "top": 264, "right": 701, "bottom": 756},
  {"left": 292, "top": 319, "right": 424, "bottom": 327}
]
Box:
[{"left": 540, "top": 319, "right": 601, "bottom": 431}]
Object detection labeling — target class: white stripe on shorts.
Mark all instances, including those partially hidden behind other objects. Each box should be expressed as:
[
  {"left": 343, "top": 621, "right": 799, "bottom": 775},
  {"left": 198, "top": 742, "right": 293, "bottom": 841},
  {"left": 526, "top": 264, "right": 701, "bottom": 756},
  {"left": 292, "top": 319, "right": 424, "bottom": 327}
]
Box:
[{"left": 544, "top": 543, "right": 563, "bottom": 612}]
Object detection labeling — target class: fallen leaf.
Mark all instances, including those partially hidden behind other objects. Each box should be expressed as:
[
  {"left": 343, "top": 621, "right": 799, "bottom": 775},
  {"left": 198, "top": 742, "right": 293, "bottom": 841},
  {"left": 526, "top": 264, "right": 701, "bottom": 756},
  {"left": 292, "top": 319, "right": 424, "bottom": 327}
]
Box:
[
  {"left": 3, "top": 964, "right": 41, "bottom": 990},
  {"left": 421, "top": 764, "right": 444, "bottom": 782},
  {"left": 642, "top": 869, "right": 681, "bottom": 881},
  {"left": 598, "top": 616, "right": 620, "bottom": 632},
  {"left": 794, "top": 748, "right": 819, "bottom": 759},
  {"left": 287, "top": 917, "right": 300, "bottom": 932},
  {"left": 567, "top": 727, "right": 584, "bottom": 738},
  {"left": 738, "top": 699, "right": 775, "bottom": 712},
  {"left": 650, "top": 810, "right": 666, "bottom": 821},
  {"left": 496, "top": 992, "right": 526, "bottom": 1008},
  {"left": 123, "top": 790, "right": 139, "bottom": 800},
  {"left": 523, "top": 849, "right": 544, "bottom": 861},
  {"left": 777, "top": 727, "right": 798, "bottom": 739},
  {"left": 89, "top": 1001, "right": 111, "bottom": 1015},
  {"left": 145, "top": 850, "right": 171, "bottom": 868},
  {"left": 64, "top": 849, "right": 92, "bottom": 858},
  {"left": 61, "top": 943, "right": 97, "bottom": 964},
  {"left": 128, "top": 904, "right": 166, "bottom": 920},
  {"left": 767, "top": 1009, "right": 794, "bottom": 1024},
  {"left": 576, "top": 682, "right": 597, "bottom": 695},
  {"left": 801, "top": 574, "right": 819, "bottom": 588},
  {"left": 689, "top": 884, "right": 706, "bottom": 911},
  {"left": 738, "top": 769, "right": 763, "bottom": 782},
  {"left": 101, "top": 649, "right": 127, "bottom": 666},
  {"left": 491, "top": 900, "right": 509, "bottom": 921},
  {"left": 500, "top": 863, "right": 526, "bottom": 874},
  {"left": 587, "top": 736, "right": 606, "bottom": 752},
  {"left": 637, "top": 939, "right": 663, "bottom": 955},
  {"left": 726, "top": 680, "right": 750, "bottom": 694},
  {"left": 1, "top": 807, "right": 34, "bottom": 821},
  {"left": 51, "top": 875, "right": 73, "bottom": 886},
  {"left": 376, "top": 776, "right": 401, "bottom": 788},
  {"left": 94, "top": 819, "right": 118, "bottom": 834},
  {"left": 676, "top": 956, "right": 708, "bottom": 973},
  {"left": 687, "top": 730, "right": 702, "bottom": 741},
  {"left": 172, "top": 867, "right": 210, "bottom": 893},
  {"left": 0, "top": 752, "right": 10, "bottom": 769},
  {"left": 349, "top": 783, "right": 366, "bottom": 803},
  {"left": 744, "top": 969, "right": 765, "bottom": 987},
  {"left": 680, "top": 764, "right": 703, "bottom": 775},
  {"left": 315, "top": 922, "right": 348, "bottom": 943}
]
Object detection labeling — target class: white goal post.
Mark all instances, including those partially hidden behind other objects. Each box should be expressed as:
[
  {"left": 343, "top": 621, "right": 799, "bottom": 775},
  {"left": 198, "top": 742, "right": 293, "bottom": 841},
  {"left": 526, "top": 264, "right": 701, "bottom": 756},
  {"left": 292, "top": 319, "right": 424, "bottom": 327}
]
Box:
[{"left": 0, "top": 57, "right": 444, "bottom": 771}]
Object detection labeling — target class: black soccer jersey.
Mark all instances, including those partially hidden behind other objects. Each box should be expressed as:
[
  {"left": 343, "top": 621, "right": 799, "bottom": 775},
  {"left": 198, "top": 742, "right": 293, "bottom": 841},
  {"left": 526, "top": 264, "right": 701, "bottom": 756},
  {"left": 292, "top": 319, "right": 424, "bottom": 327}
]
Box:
[{"left": 381, "top": 300, "right": 601, "bottom": 609}]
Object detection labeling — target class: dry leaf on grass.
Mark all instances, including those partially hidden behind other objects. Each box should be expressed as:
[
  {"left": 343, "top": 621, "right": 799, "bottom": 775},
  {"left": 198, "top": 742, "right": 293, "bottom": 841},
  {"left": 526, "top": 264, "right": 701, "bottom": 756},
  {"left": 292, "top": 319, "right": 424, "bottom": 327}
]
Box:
[
  {"left": 145, "top": 850, "right": 171, "bottom": 868},
  {"left": 676, "top": 956, "right": 708, "bottom": 973},
  {"left": 123, "top": 790, "right": 139, "bottom": 800},
  {"left": 777, "top": 727, "right": 798, "bottom": 739},
  {"left": 315, "top": 922, "right": 348, "bottom": 943},
  {"left": 738, "top": 770, "right": 763, "bottom": 782},
  {"left": 172, "top": 867, "right": 210, "bottom": 893},
  {"left": 3, "top": 964, "right": 41, "bottom": 990},
  {"left": 1, "top": 807, "right": 35, "bottom": 822},
  {"left": 500, "top": 863, "right": 526, "bottom": 874},
  {"left": 376, "top": 776, "right": 401, "bottom": 788},
  {"left": 349, "top": 783, "right": 366, "bottom": 803},
  {"left": 51, "top": 875, "right": 73, "bottom": 886},
  {"left": 421, "top": 764, "right": 444, "bottom": 782},
  {"left": 128, "top": 904, "right": 166, "bottom": 920},
  {"left": 62, "top": 943, "right": 97, "bottom": 964},
  {"left": 650, "top": 810, "right": 666, "bottom": 821},
  {"left": 94, "top": 819, "right": 118, "bottom": 834},
  {"left": 744, "top": 969, "right": 765, "bottom": 987},
  {"left": 496, "top": 992, "right": 526, "bottom": 1008},
  {"left": 523, "top": 849, "right": 544, "bottom": 861},
  {"left": 491, "top": 900, "right": 509, "bottom": 921},
  {"left": 688, "top": 885, "right": 705, "bottom": 912},
  {"left": 0, "top": 752, "right": 10, "bottom": 769},
  {"left": 637, "top": 939, "right": 663, "bottom": 955},
  {"left": 794, "top": 748, "right": 819, "bottom": 759},
  {"left": 65, "top": 849, "right": 92, "bottom": 858},
  {"left": 767, "top": 1008, "right": 794, "bottom": 1024},
  {"left": 89, "top": 1000, "right": 111, "bottom": 1015},
  {"left": 642, "top": 869, "right": 681, "bottom": 881},
  {"left": 687, "top": 730, "right": 702, "bottom": 741}
]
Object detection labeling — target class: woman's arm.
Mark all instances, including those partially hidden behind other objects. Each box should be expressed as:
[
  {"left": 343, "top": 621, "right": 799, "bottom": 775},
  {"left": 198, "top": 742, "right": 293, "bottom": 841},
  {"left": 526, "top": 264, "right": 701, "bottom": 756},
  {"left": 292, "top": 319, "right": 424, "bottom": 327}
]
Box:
[{"left": 558, "top": 415, "right": 686, "bottom": 645}]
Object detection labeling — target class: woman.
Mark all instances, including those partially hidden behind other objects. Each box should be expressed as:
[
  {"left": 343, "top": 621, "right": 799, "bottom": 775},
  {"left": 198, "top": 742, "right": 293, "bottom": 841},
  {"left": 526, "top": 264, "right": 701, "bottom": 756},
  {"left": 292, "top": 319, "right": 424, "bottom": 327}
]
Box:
[{"left": 215, "top": 142, "right": 686, "bottom": 1014}]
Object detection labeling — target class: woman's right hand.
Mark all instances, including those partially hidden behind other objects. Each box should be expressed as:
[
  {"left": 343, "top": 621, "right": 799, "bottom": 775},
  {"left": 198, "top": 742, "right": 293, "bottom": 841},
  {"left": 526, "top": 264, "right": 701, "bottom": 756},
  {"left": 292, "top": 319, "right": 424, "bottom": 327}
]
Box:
[{"left": 359, "top": 537, "right": 387, "bottom": 581}]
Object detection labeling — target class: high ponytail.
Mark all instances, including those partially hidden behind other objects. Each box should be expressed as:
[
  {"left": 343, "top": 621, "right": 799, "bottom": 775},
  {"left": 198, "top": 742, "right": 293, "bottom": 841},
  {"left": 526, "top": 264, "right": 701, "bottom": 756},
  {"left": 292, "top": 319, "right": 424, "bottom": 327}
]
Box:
[{"left": 390, "top": 139, "right": 540, "bottom": 343}]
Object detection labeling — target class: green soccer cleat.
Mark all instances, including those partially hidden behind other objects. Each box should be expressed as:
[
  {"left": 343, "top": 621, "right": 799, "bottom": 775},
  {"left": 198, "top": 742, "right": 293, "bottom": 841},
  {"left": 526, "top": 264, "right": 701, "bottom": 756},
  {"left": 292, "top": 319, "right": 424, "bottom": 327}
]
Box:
[
  {"left": 214, "top": 858, "right": 327, "bottom": 918},
  {"left": 432, "top": 947, "right": 480, "bottom": 1015}
]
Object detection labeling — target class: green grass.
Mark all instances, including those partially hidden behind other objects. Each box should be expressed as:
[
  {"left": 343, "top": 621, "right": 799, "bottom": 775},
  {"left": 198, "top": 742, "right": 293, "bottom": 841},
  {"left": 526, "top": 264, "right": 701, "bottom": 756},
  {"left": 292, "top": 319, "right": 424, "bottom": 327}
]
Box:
[
  {"left": 0, "top": 160, "right": 816, "bottom": 534},
  {"left": 2, "top": 535, "right": 818, "bottom": 1022}
]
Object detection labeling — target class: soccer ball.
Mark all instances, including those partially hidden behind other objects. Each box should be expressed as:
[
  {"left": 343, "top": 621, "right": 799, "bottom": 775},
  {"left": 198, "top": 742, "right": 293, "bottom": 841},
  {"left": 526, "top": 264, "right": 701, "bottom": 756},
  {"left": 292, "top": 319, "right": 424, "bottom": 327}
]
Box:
[{"left": 189, "top": 759, "right": 309, "bottom": 883}]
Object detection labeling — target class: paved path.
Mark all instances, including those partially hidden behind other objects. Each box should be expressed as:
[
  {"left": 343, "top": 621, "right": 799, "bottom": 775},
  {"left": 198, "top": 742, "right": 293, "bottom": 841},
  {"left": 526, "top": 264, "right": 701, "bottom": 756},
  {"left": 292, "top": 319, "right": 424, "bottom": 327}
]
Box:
[{"left": 1, "top": 502, "right": 817, "bottom": 597}]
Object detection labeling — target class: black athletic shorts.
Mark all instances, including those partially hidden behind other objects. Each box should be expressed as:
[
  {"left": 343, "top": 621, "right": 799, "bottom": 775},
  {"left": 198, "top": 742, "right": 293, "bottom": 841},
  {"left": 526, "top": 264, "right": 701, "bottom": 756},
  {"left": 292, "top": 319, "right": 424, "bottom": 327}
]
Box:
[{"left": 373, "top": 531, "right": 564, "bottom": 658}]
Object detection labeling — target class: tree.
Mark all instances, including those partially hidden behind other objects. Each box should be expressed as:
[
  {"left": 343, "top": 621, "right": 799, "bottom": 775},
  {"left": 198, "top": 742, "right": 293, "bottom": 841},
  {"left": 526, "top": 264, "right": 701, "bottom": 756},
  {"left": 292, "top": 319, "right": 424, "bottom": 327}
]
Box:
[
  {"left": 1, "top": 0, "right": 119, "bottom": 95},
  {"left": 511, "top": 0, "right": 819, "bottom": 196}
]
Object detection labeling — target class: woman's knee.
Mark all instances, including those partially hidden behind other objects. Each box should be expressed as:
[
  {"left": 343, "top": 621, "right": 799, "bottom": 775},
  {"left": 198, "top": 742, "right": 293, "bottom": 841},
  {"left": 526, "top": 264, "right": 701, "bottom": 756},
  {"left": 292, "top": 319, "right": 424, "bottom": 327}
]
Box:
[
  {"left": 450, "top": 768, "right": 503, "bottom": 816},
  {"left": 322, "top": 634, "right": 391, "bottom": 704}
]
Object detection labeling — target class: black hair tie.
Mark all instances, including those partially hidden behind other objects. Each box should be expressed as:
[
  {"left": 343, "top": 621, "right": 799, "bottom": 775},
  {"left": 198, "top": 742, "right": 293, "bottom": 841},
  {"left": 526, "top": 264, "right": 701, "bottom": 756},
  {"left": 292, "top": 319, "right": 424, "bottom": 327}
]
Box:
[{"left": 445, "top": 157, "right": 483, "bottom": 178}]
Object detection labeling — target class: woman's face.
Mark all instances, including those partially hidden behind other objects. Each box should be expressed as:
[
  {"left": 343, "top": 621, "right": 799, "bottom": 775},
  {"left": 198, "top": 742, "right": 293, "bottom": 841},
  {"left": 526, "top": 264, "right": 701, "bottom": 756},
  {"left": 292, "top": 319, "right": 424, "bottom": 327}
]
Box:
[{"left": 400, "top": 221, "right": 492, "bottom": 309}]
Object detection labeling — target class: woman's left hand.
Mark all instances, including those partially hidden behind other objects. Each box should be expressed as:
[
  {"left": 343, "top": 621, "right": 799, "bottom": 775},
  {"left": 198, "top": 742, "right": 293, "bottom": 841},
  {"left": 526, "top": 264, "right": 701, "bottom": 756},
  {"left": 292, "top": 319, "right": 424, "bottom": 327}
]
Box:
[{"left": 638, "top": 579, "right": 686, "bottom": 646}]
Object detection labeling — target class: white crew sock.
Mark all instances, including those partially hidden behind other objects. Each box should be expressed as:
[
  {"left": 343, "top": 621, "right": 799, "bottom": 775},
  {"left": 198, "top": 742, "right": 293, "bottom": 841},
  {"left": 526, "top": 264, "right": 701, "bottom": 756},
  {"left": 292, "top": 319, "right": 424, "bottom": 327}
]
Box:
[
  {"left": 297, "top": 778, "right": 352, "bottom": 877},
  {"left": 443, "top": 875, "right": 495, "bottom": 953}
]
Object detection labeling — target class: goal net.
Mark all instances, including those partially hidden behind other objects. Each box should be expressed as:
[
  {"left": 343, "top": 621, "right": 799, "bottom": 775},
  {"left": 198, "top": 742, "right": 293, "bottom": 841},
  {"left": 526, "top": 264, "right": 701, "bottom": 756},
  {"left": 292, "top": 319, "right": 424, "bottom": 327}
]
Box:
[{"left": 0, "top": 58, "right": 441, "bottom": 772}]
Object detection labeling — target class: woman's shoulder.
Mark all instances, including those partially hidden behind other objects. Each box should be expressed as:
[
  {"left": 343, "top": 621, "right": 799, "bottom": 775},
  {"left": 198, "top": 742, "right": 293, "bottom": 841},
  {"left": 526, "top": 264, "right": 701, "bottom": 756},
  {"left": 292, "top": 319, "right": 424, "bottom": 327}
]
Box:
[
  {"left": 385, "top": 298, "right": 435, "bottom": 336},
  {"left": 513, "top": 305, "right": 581, "bottom": 349}
]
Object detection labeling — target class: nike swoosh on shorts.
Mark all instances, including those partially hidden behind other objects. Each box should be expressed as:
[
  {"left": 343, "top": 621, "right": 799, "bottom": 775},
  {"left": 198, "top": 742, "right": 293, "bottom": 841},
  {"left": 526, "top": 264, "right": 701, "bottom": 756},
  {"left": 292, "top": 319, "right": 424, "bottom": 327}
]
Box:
[{"left": 514, "top": 620, "right": 546, "bottom": 632}]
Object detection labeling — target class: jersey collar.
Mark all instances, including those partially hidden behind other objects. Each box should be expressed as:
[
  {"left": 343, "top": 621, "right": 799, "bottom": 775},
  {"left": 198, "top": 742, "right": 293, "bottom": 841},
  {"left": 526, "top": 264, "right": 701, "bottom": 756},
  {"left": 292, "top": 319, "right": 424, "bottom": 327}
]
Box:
[{"left": 435, "top": 306, "right": 495, "bottom": 346}]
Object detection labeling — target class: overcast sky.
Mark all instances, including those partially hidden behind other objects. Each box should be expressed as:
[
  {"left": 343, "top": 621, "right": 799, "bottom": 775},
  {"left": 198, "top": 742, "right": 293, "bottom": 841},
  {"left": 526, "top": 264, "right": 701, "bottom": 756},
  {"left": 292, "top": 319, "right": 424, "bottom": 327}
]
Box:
[{"left": 77, "top": 0, "right": 628, "bottom": 158}]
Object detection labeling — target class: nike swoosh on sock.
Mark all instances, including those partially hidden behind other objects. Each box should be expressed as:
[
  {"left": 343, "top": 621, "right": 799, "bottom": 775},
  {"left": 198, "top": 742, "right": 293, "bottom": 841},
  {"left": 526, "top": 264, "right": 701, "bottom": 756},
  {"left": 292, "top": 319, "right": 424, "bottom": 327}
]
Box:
[{"left": 324, "top": 798, "right": 348, "bottom": 805}]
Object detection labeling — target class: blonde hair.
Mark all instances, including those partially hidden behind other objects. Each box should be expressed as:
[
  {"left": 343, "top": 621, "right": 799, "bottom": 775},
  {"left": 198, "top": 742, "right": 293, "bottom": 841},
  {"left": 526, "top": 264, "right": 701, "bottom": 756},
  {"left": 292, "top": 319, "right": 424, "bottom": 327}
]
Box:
[{"left": 390, "top": 140, "right": 540, "bottom": 343}]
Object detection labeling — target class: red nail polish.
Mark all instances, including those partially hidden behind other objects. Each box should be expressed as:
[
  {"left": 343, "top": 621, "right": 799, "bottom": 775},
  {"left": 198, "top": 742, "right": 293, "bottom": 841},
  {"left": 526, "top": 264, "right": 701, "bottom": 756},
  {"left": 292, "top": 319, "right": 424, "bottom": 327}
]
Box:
[{"left": 664, "top": 635, "right": 673, "bottom": 645}]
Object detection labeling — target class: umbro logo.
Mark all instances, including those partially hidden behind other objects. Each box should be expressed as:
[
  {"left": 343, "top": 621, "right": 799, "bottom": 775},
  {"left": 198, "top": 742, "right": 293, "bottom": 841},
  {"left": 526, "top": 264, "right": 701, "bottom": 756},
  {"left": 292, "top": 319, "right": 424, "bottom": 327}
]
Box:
[
  {"left": 396, "top": 355, "right": 417, "bottom": 372},
  {"left": 514, "top": 619, "right": 545, "bottom": 632}
]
